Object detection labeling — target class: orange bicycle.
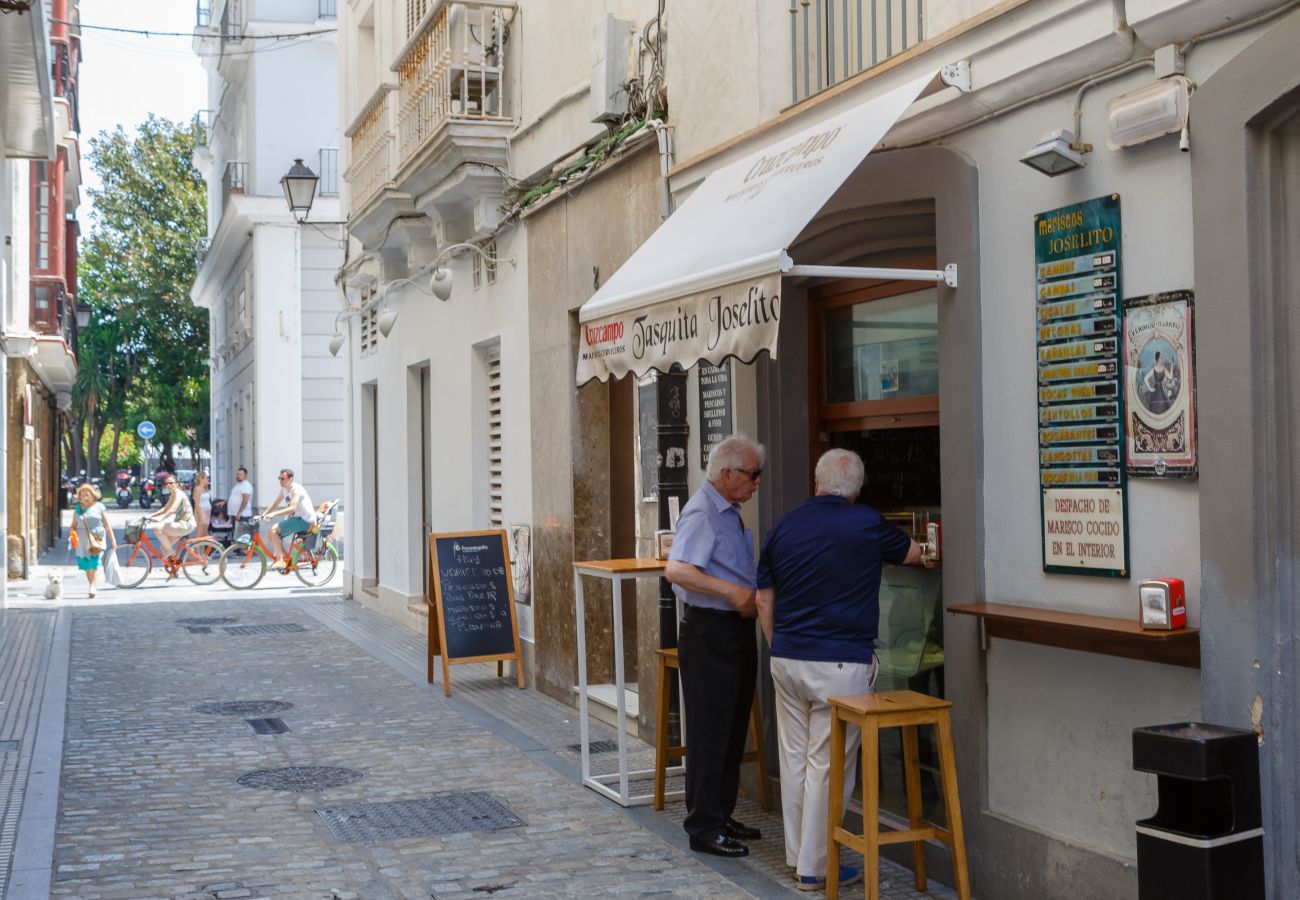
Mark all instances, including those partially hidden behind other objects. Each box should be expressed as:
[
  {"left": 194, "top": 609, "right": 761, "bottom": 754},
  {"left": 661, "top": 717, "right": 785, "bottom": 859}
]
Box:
[
  {"left": 218, "top": 503, "right": 339, "bottom": 589},
  {"left": 113, "top": 519, "right": 224, "bottom": 588}
]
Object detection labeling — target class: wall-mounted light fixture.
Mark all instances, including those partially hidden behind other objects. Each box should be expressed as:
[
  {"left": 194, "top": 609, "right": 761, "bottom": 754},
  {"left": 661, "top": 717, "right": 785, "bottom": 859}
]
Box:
[
  {"left": 1020, "top": 128, "right": 1091, "bottom": 176},
  {"left": 280, "top": 158, "right": 320, "bottom": 223},
  {"left": 427, "top": 242, "right": 516, "bottom": 302},
  {"left": 1106, "top": 76, "right": 1192, "bottom": 151}
]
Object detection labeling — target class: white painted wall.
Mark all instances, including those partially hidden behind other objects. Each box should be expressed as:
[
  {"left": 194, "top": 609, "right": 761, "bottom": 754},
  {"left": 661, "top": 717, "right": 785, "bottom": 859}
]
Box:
[
  {"left": 194, "top": 7, "right": 345, "bottom": 515},
  {"left": 651, "top": 0, "right": 1270, "bottom": 867}
]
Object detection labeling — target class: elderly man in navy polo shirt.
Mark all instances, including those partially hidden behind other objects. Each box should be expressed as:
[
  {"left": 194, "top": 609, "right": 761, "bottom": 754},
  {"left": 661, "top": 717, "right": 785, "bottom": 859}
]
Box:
[
  {"left": 665, "top": 434, "right": 766, "bottom": 858},
  {"left": 757, "top": 448, "right": 923, "bottom": 891}
]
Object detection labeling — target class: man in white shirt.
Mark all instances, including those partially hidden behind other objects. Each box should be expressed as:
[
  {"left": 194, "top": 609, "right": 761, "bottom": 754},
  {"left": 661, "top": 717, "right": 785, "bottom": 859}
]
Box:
[
  {"left": 259, "top": 468, "right": 316, "bottom": 569},
  {"left": 227, "top": 467, "right": 254, "bottom": 520}
]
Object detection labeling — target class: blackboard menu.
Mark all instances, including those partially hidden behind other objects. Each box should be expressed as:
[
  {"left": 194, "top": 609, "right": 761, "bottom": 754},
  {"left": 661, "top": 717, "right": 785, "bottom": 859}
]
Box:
[
  {"left": 698, "top": 362, "right": 732, "bottom": 468},
  {"left": 432, "top": 532, "right": 518, "bottom": 660}
]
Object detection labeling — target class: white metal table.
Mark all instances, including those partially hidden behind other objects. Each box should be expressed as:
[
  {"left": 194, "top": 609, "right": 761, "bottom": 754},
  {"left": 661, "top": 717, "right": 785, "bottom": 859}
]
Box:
[{"left": 572, "top": 558, "right": 684, "bottom": 807}]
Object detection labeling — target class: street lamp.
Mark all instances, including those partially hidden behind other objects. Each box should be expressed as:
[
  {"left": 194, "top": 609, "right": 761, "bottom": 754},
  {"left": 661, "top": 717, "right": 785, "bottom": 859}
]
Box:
[
  {"left": 280, "top": 158, "right": 320, "bottom": 222},
  {"left": 74, "top": 301, "right": 91, "bottom": 329}
]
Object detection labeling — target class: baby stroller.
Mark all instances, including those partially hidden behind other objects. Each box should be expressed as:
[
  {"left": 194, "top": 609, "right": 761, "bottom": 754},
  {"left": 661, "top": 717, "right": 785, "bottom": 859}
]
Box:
[{"left": 208, "top": 499, "right": 235, "bottom": 547}]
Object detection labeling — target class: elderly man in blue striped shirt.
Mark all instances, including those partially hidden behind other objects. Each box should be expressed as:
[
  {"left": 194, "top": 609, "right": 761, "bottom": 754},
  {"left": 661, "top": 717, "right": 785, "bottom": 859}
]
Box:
[{"left": 666, "top": 434, "right": 766, "bottom": 858}]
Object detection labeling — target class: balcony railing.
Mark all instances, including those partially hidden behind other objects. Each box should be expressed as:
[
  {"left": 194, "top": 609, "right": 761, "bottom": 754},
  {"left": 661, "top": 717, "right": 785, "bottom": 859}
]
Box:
[
  {"left": 319, "top": 147, "right": 340, "bottom": 195},
  {"left": 344, "top": 84, "right": 395, "bottom": 213},
  {"left": 221, "top": 161, "right": 248, "bottom": 215},
  {"left": 789, "top": 0, "right": 925, "bottom": 104},
  {"left": 192, "top": 109, "right": 214, "bottom": 148},
  {"left": 394, "top": 1, "right": 512, "bottom": 169}
]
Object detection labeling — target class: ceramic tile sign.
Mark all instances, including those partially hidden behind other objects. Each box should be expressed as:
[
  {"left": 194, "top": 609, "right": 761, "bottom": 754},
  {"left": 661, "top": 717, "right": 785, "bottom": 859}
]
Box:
[
  {"left": 1123, "top": 290, "right": 1197, "bottom": 478},
  {"left": 1035, "top": 195, "right": 1129, "bottom": 577},
  {"left": 698, "top": 361, "right": 733, "bottom": 468}
]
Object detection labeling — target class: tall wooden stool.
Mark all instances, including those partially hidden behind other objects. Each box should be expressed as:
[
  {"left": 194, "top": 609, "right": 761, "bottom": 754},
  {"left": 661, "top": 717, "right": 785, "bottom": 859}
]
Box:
[
  {"left": 827, "top": 690, "right": 971, "bottom": 900},
  {"left": 652, "top": 647, "right": 772, "bottom": 812}
]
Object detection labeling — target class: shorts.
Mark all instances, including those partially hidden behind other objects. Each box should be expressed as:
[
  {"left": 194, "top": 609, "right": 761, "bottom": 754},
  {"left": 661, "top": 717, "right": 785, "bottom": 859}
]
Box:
[{"left": 279, "top": 516, "right": 312, "bottom": 537}]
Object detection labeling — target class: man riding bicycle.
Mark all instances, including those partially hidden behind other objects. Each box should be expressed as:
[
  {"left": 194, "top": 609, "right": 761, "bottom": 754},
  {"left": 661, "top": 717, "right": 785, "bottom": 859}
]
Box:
[{"left": 258, "top": 468, "right": 316, "bottom": 570}]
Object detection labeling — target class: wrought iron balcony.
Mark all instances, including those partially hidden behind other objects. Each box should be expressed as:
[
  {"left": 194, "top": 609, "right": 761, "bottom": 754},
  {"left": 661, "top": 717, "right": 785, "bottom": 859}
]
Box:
[
  {"left": 220, "top": 161, "right": 248, "bottom": 217},
  {"left": 789, "top": 0, "right": 925, "bottom": 103}
]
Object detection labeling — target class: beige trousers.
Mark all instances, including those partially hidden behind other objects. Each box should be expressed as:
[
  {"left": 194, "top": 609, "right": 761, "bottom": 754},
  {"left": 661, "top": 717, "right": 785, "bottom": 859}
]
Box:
[{"left": 771, "top": 654, "right": 878, "bottom": 878}]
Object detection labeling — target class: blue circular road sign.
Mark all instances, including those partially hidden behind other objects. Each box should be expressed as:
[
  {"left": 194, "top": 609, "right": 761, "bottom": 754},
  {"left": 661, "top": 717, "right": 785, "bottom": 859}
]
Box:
[{"left": 137, "top": 420, "right": 157, "bottom": 440}]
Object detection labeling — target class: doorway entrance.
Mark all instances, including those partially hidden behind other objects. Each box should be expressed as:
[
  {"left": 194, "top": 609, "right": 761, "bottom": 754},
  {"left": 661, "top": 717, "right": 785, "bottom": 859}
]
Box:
[{"left": 809, "top": 274, "right": 946, "bottom": 826}]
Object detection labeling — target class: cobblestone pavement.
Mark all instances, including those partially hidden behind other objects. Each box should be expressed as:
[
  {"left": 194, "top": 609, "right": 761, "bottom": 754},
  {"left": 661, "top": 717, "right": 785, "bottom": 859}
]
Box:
[{"left": 4, "top": 539, "right": 962, "bottom": 899}]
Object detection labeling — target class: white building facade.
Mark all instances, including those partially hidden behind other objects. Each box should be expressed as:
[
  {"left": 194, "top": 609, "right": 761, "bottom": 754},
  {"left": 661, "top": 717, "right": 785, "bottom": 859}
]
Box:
[
  {"left": 190, "top": 0, "right": 347, "bottom": 513},
  {"left": 336, "top": 1, "right": 1300, "bottom": 897}
]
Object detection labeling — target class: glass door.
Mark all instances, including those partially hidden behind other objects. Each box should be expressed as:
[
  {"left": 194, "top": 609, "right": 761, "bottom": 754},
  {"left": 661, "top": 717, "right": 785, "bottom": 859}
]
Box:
[{"left": 810, "top": 275, "right": 947, "bottom": 827}]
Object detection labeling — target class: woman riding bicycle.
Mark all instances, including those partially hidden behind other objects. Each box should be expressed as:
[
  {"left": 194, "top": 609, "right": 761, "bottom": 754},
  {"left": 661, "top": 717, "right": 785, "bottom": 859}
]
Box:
[{"left": 145, "top": 474, "right": 196, "bottom": 576}]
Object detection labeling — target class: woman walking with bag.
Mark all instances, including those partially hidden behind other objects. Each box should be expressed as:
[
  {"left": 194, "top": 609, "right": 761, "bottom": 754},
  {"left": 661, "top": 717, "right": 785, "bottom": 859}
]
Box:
[{"left": 72, "top": 483, "right": 115, "bottom": 598}]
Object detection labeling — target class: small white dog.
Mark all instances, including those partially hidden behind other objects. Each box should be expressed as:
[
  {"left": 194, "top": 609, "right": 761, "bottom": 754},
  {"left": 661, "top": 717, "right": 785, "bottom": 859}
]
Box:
[{"left": 43, "top": 572, "right": 63, "bottom": 600}]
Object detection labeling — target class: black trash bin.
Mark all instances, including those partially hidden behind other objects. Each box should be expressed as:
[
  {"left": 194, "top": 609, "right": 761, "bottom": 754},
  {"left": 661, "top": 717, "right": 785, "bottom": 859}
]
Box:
[{"left": 1133, "top": 722, "right": 1264, "bottom": 900}]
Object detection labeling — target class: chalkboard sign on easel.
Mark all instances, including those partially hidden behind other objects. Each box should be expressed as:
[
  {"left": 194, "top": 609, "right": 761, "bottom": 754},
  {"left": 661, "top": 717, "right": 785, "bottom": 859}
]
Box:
[{"left": 426, "top": 530, "right": 526, "bottom": 697}]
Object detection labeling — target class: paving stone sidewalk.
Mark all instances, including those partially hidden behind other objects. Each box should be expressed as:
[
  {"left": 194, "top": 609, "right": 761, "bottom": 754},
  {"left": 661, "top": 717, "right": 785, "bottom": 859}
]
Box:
[{"left": 7, "top": 574, "right": 961, "bottom": 899}]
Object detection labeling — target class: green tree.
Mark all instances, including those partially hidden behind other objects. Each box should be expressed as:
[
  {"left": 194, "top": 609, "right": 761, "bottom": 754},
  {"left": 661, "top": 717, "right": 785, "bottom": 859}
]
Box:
[{"left": 71, "top": 116, "right": 208, "bottom": 475}]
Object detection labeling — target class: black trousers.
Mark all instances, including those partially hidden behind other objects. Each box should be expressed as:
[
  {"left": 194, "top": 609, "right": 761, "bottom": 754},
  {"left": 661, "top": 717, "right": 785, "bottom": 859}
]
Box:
[{"left": 678, "top": 604, "right": 758, "bottom": 840}]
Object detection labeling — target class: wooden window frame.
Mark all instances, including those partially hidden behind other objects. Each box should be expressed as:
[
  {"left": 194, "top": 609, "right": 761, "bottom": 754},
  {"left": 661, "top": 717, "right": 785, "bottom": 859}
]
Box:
[{"left": 808, "top": 261, "right": 941, "bottom": 466}]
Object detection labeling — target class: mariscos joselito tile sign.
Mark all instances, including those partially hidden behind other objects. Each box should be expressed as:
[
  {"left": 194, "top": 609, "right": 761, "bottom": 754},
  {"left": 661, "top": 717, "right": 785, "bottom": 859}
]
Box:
[{"left": 1035, "top": 195, "right": 1129, "bottom": 577}]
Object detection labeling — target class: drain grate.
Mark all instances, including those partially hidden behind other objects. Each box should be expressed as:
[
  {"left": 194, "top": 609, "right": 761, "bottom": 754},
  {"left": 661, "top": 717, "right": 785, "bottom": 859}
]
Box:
[
  {"left": 245, "top": 717, "right": 291, "bottom": 735},
  {"left": 176, "top": 617, "right": 239, "bottom": 626},
  {"left": 316, "top": 793, "right": 524, "bottom": 843},
  {"left": 0, "top": 740, "right": 18, "bottom": 752},
  {"left": 186, "top": 626, "right": 212, "bottom": 634},
  {"left": 222, "top": 623, "right": 308, "bottom": 635},
  {"left": 569, "top": 740, "right": 620, "bottom": 754},
  {"left": 194, "top": 700, "right": 294, "bottom": 717},
  {"left": 238, "top": 766, "right": 364, "bottom": 792}
]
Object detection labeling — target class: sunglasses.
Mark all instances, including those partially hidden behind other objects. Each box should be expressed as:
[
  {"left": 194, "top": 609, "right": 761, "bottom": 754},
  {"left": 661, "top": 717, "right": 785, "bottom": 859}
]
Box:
[{"left": 731, "top": 467, "right": 763, "bottom": 481}]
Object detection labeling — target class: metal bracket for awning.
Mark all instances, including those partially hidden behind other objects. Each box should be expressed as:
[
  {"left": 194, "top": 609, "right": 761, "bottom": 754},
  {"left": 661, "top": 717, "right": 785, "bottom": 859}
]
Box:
[{"left": 783, "top": 256, "right": 959, "bottom": 288}]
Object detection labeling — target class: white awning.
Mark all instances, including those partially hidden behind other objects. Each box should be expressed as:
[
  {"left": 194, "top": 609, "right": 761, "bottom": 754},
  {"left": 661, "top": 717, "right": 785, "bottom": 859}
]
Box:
[{"left": 576, "top": 69, "right": 939, "bottom": 385}]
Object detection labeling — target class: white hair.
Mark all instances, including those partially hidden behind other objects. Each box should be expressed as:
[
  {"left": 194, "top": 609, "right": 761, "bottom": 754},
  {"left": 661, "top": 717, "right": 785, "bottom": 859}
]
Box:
[
  {"left": 815, "top": 449, "right": 864, "bottom": 499},
  {"left": 705, "top": 434, "right": 766, "bottom": 483}
]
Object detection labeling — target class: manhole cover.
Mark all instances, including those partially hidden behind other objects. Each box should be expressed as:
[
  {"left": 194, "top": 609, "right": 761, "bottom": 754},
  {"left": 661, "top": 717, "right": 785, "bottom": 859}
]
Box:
[
  {"left": 222, "top": 623, "right": 308, "bottom": 635},
  {"left": 316, "top": 793, "right": 524, "bottom": 843},
  {"left": 569, "top": 740, "right": 619, "bottom": 754},
  {"left": 176, "top": 617, "right": 239, "bottom": 626},
  {"left": 193, "top": 700, "right": 294, "bottom": 717},
  {"left": 238, "top": 766, "right": 364, "bottom": 792}
]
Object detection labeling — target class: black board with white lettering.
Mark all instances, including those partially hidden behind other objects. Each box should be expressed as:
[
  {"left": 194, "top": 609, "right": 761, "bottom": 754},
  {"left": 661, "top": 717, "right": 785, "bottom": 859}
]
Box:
[
  {"left": 698, "top": 362, "right": 733, "bottom": 468},
  {"left": 427, "top": 530, "right": 525, "bottom": 696}
]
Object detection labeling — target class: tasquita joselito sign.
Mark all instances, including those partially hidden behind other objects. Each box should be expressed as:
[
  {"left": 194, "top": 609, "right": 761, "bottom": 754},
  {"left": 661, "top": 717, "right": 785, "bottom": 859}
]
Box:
[{"left": 577, "top": 277, "right": 781, "bottom": 384}]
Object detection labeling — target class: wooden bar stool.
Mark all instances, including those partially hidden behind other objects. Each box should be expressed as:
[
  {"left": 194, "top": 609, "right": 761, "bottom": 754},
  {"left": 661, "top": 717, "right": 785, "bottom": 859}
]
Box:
[
  {"left": 652, "top": 647, "right": 772, "bottom": 812},
  {"left": 827, "top": 690, "right": 971, "bottom": 900}
]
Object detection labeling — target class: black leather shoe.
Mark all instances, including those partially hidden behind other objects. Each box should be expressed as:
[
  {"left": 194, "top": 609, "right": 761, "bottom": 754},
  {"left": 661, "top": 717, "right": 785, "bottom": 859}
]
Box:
[
  {"left": 689, "top": 833, "right": 749, "bottom": 857},
  {"left": 724, "top": 818, "right": 762, "bottom": 841}
]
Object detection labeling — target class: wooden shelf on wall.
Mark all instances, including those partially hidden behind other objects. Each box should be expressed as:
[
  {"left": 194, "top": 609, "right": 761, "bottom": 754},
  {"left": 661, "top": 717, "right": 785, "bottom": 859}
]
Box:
[{"left": 947, "top": 602, "right": 1201, "bottom": 669}]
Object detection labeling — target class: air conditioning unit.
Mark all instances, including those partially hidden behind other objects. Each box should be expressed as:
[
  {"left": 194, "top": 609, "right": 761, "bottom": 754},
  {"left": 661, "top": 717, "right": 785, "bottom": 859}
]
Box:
[{"left": 591, "top": 14, "right": 632, "bottom": 124}]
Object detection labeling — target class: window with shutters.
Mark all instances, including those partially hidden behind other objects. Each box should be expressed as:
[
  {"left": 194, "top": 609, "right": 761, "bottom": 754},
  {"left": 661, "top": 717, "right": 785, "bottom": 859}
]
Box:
[
  {"left": 359, "top": 290, "right": 379, "bottom": 355},
  {"left": 486, "top": 348, "right": 503, "bottom": 528}
]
